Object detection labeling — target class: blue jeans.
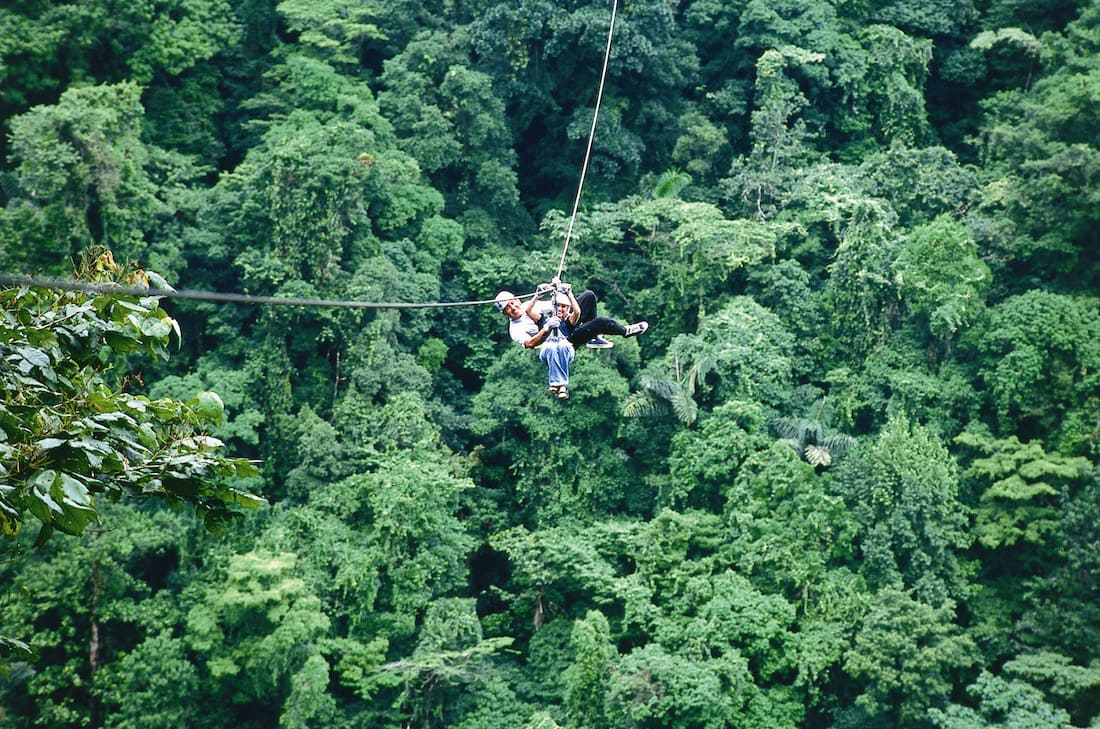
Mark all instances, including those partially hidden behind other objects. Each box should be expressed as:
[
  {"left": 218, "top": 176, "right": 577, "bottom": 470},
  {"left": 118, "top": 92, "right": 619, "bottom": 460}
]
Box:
[{"left": 538, "top": 336, "right": 575, "bottom": 387}]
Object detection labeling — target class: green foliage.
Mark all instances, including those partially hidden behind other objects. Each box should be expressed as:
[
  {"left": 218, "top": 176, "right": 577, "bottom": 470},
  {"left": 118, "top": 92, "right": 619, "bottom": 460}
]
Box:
[
  {"left": 1041, "top": 471, "right": 1100, "bottom": 660},
  {"left": 1003, "top": 651, "right": 1100, "bottom": 722},
  {"left": 231, "top": 119, "right": 390, "bottom": 288},
  {"left": 929, "top": 670, "right": 1071, "bottom": 729},
  {"left": 472, "top": 348, "right": 635, "bottom": 522},
  {"left": 95, "top": 631, "right": 201, "bottom": 729},
  {"left": 955, "top": 428, "right": 1090, "bottom": 550},
  {"left": 2, "top": 83, "right": 165, "bottom": 270},
  {"left": 184, "top": 548, "right": 336, "bottom": 727},
  {"left": 376, "top": 598, "right": 514, "bottom": 728},
  {"left": 626, "top": 297, "right": 794, "bottom": 433},
  {"left": 626, "top": 298, "right": 795, "bottom": 455},
  {"left": 724, "top": 47, "right": 822, "bottom": 220},
  {"left": 610, "top": 195, "right": 781, "bottom": 337},
  {"left": 819, "top": 194, "right": 900, "bottom": 358},
  {"left": 148, "top": 365, "right": 266, "bottom": 454},
  {"left": 694, "top": 297, "right": 796, "bottom": 407},
  {"left": 0, "top": 254, "right": 261, "bottom": 543},
  {"left": 971, "top": 6, "right": 1100, "bottom": 288},
  {"left": 0, "top": 0, "right": 237, "bottom": 123},
  {"left": 830, "top": 415, "right": 970, "bottom": 603},
  {"left": 968, "top": 290, "right": 1100, "bottom": 443},
  {"left": 277, "top": 0, "right": 386, "bottom": 70},
  {"left": 563, "top": 610, "right": 615, "bottom": 729},
  {"left": 378, "top": 30, "right": 527, "bottom": 234},
  {"left": 490, "top": 522, "right": 627, "bottom": 626},
  {"left": 671, "top": 111, "right": 729, "bottom": 183},
  {"left": 247, "top": 52, "right": 393, "bottom": 130},
  {"left": 0, "top": 635, "right": 34, "bottom": 675},
  {"left": 4, "top": 1, "right": 1100, "bottom": 726},
  {"left": 667, "top": 400, "right": 771, "bottom": 509},
  {"left": 723, "top": 441, "right": 860, "bottom": 608},
  {"left": 845, "top": 587, "right": 978, "bottom": 726},
  {"left": 605, "top": 643, "right": 739, "bottom": 729},
  {"left": 858, "top": 144, "right": 979, "bottom": 227},
  {"left": 355, "top": 452, "right": 476, "bottom": 614},
  {"left": 831, "top": 25, "right": 935, "bottom": 153},
  {"left": 825, "top": 335, "right": 981, "bottom": 438},
  {"left": 2, "top": 499, "right": 199, "bottom": 727},
  {"left": 893, "top": 214, "right": 990, "bottom": 339},
  {"left": 962, "top": 456, "right": 1100, "bottom": 672},
  {"left": 468, "top": 0, "right": 696, "bottom": 200}
]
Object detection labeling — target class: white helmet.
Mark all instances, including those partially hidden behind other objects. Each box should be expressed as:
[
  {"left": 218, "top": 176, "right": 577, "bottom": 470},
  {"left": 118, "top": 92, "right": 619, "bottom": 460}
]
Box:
[
  {"left": 494, "top": 290, "right": 515, "bottom": 312},
  {"left": 554, "top": 293, "right": 570, "bottom": 306}
]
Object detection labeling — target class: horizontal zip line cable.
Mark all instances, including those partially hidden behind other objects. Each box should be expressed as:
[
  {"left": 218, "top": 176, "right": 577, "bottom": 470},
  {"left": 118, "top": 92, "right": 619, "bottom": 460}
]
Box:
[{"left": 0, "top": 273, "right": 528, "bottom": 310}]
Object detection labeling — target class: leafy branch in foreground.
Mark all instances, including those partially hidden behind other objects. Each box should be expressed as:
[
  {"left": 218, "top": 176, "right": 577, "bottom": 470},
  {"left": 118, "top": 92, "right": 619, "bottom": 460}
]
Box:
[{"left": 0, "top": 250, "right": 263, "bottom": 544}]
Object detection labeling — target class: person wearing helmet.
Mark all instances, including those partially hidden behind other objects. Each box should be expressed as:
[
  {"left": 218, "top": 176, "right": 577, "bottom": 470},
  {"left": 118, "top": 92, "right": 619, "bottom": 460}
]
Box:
[
  {"left": 494, "top": 288, "right": 576, "bottom": 398},
  {"left": 546, "top": 282, "right": 649, "bottom": 349},
  {"left": 494, "top": 282, "right": 650, "bottom": 400}
]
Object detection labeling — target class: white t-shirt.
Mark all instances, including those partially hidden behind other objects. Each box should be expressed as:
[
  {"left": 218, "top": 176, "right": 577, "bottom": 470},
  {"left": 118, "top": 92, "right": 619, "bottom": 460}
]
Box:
[{"left": 508, "top": 302, "right": 552, "bottom": 346}]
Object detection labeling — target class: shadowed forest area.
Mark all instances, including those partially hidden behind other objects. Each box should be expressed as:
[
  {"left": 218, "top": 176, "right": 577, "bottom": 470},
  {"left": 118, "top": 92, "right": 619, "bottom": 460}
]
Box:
[{"left": 1, "top": 0, "right": 1099, "bottom": 727}]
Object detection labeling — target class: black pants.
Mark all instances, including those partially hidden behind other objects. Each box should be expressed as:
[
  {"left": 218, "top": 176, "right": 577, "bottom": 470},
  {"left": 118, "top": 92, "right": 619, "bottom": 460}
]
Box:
[{"left": 569, "top": 290, "right": 626, "bottom": 346}]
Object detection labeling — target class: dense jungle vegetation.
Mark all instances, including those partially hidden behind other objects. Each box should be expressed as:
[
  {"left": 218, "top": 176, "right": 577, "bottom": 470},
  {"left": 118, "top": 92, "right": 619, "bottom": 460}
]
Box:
[{"left": 2, "top": 0, "right": 1100, "bottom": 726}]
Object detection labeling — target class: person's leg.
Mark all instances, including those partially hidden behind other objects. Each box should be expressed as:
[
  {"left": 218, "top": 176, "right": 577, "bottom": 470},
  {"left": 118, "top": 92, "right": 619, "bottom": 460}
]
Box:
[
  {"left": 575, "top": 290, "right": 599, "bottom": 324},
  {"left": 539, "top": 341, "right": 573, "bottom": 387},
  {"left": 569, "top": 316, "right": 627, "bottom": 347},
  {"left": 538, "top": 346, "right": 561, "bottom": 387},
  {"left": 555, "top": 343, "right": 575, "bottom": 398}
]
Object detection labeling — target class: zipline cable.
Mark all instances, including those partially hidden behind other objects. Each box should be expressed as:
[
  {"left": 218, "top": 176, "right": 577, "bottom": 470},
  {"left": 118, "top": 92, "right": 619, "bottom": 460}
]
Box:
[
  {"left": 0, "top": 273, "right": 533, "bottom": 310},
  {"left": 2, "top": 4, "right": 619, "bottom": 311},
  {"left": 553, "top": 0, "right": 619, "bottom": 282}
]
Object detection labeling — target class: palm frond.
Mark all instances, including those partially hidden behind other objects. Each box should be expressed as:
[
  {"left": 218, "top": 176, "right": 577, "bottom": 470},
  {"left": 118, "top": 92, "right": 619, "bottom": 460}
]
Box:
[
  {"left": 771, "top": 416, "right": 826, "bottom": 445},
  {"left": 652, "top": 168, "right": 692, "bottom": 199},
  {"left": 686, "top": 354, "right": 715, "bottom": 394},
  {"left": 622, "top": 391, "right": 669, "bottom": 419},
  {"left": 638, "top": 374, "right": 681, "bottom": 401},
  {"left": 772, "top": 415, "right": 856, "bottom": 468},
  {"left": 823, "top": 433, "right": 857, "bottom": 455},
  {"left": 770, "top": 416, "right": 804, "bottom": 441},
  {"left": 803, "top": 444, "right": 832, "bottom": 468},
  {"left": 670, "top": 391, "right": 699, "bottom": 425}
]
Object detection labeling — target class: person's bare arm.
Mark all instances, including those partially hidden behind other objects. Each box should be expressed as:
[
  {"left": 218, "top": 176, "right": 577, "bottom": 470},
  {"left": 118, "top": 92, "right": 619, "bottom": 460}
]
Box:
[
  {"left": 524, "top": 325, "right": 550, "bottom": 349},
  {"left": 565, "top": 286, "right": 581, "bottom": 325},
  {"left": 523, "top": 294, "right": 543, "bottom": 324}
]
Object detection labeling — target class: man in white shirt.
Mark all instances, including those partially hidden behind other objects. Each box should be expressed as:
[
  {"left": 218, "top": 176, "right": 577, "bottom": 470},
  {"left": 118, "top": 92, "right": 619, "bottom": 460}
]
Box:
[
  {"left": 495, "top": 289, "right": 576, "bottom": 398},
  {"left": 494, "top": 284, "right": 649, "bottom": 399}
]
